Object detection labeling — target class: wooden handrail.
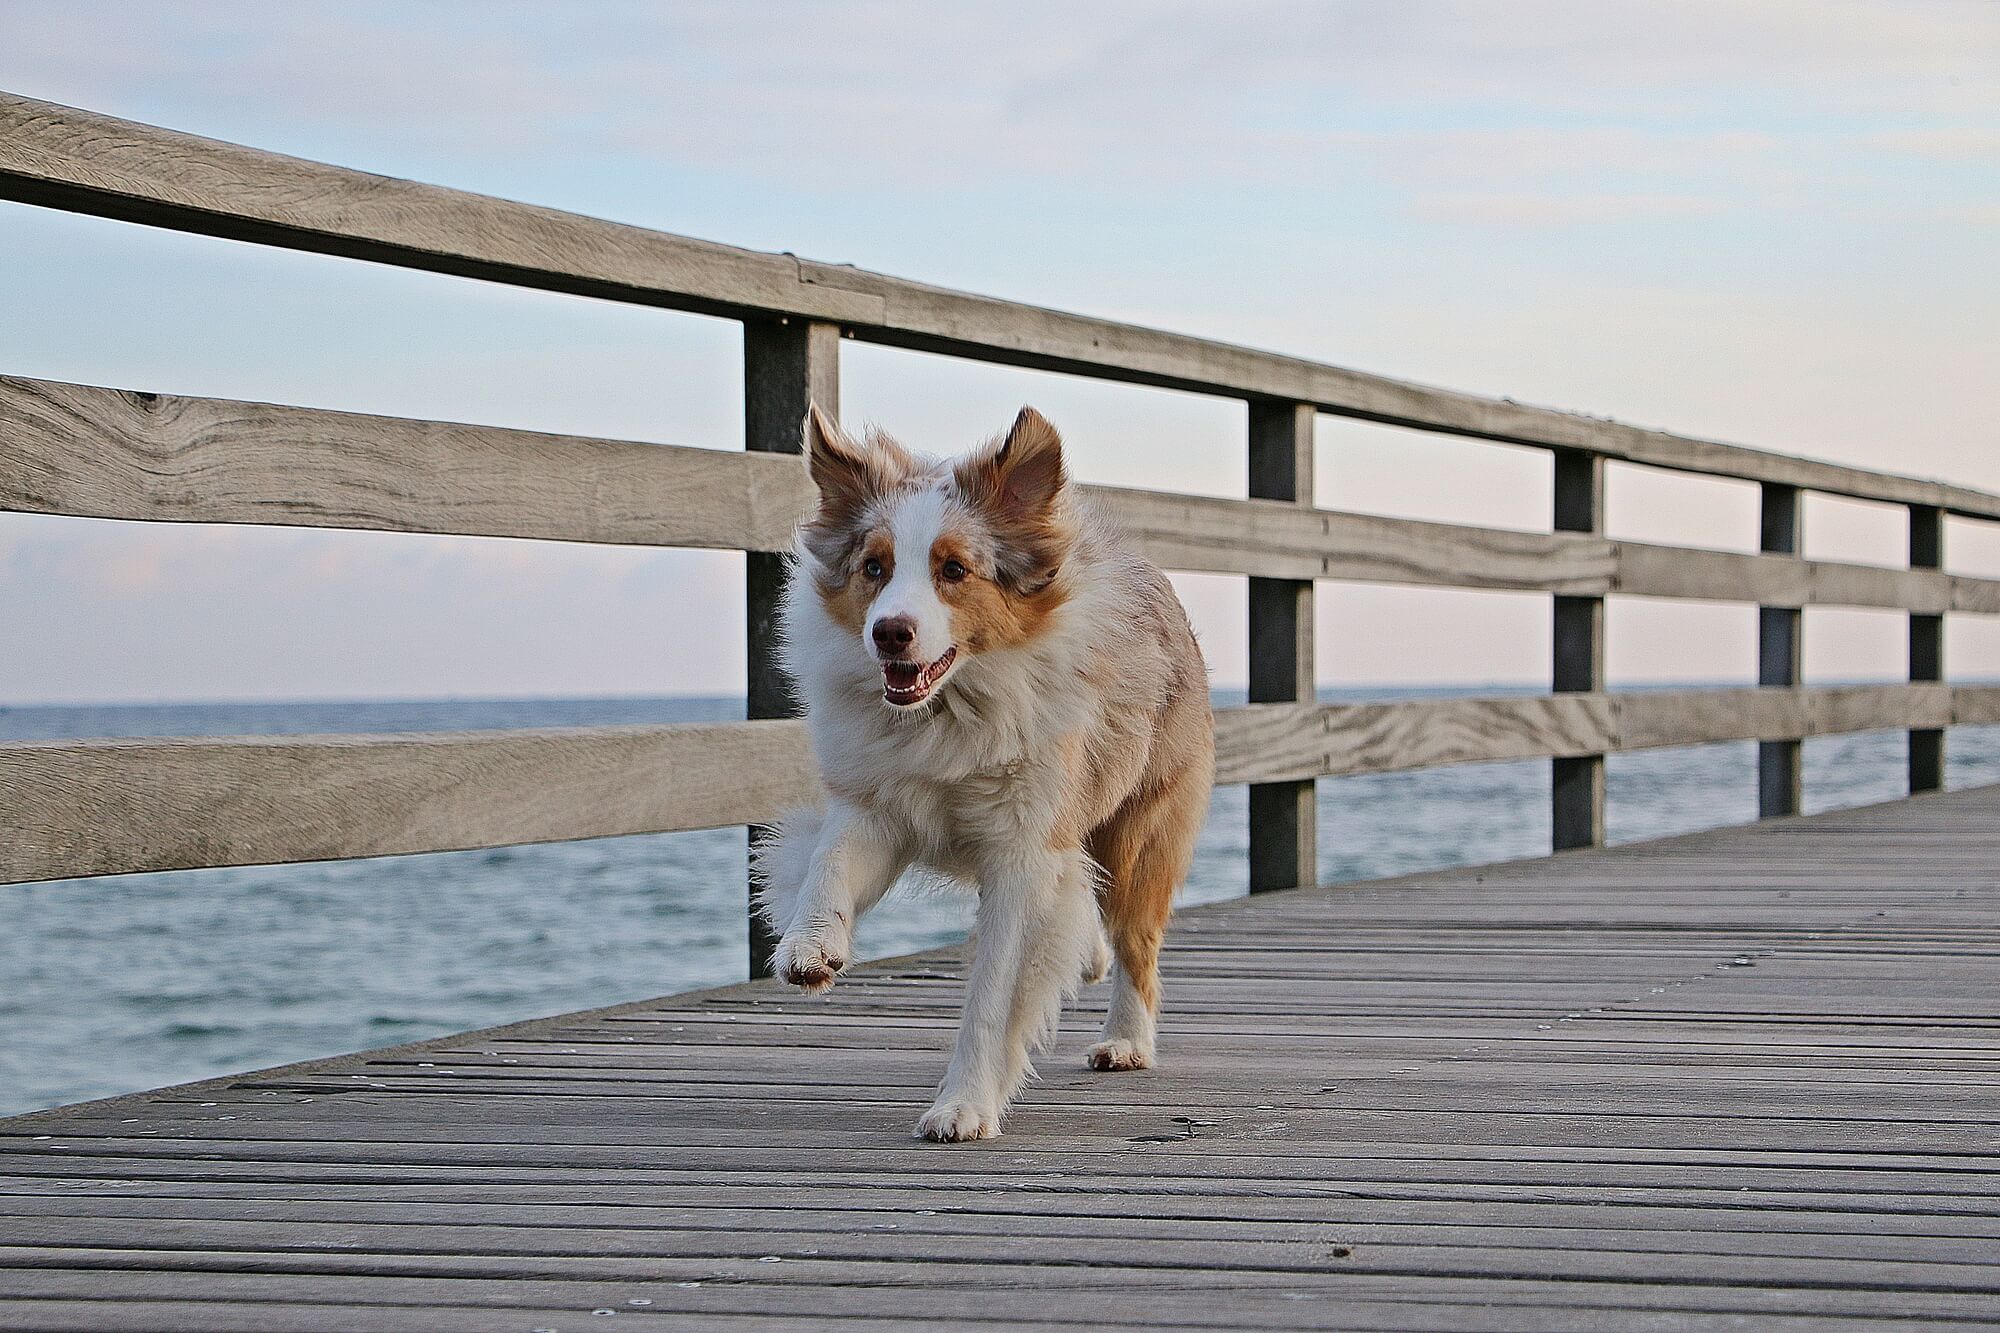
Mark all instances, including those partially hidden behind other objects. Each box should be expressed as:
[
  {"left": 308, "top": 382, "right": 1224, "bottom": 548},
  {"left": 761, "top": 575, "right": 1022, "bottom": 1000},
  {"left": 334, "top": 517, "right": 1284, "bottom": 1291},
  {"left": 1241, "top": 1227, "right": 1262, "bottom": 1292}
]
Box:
[
  {"left": 4, "top": 91, "right": 1997, "bottom": 518},
  {"left": 7, "top": 374, "right": 1996, "bottom": 610}
]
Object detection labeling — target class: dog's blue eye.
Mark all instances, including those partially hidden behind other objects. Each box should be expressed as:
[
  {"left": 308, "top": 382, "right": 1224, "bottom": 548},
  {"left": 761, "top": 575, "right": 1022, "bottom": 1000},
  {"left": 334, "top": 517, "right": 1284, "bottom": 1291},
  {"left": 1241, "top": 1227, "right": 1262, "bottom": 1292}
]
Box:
[
  {"left": 940, "top": 560, "right": 967, "bottom": 582},
  {"left": 863, "top": 557, "right": 885, "bottom": 578}
]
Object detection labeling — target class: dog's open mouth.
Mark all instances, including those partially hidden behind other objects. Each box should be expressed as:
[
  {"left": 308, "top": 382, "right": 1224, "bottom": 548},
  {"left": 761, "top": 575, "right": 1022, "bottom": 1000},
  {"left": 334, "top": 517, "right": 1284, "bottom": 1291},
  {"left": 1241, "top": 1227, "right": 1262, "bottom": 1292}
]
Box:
[{"left": 882, "top": 648, "right": 957, "bottom": 707}]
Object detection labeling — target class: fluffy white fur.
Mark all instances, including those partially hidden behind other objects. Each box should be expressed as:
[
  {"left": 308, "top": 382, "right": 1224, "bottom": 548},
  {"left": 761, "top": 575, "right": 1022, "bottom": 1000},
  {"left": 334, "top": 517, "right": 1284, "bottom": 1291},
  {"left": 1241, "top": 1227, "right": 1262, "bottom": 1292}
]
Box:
[{"left": 754, "top": 405, "right": 1213, "bottom": 1141}]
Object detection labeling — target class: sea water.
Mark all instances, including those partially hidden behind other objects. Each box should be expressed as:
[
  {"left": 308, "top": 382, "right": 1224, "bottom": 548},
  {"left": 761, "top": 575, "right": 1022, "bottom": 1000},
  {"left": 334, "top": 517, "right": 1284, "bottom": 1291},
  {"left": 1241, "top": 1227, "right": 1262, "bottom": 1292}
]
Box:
[{"left": 4, "top": 689, "right": 1995, "bottom": 1116}]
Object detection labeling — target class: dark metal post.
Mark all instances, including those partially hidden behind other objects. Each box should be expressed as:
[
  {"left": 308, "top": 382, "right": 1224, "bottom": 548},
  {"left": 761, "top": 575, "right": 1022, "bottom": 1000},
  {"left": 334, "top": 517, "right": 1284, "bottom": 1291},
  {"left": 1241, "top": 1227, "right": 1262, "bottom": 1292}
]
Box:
[
  {"left": 1552, "top": 449, "right": 1605, "bottom": 850},
  {"left": 1247, "top": 400, "right": 1317, "bottom": 892},
  {"left": 743, "top": 318, "right": 840, "bottom": 977},
  {"left": 1910, "top": 504, "right": 1945, "bottom": 793},
  {"left": 1758, "top": 484, "right": 1803, "bottom": 817}
]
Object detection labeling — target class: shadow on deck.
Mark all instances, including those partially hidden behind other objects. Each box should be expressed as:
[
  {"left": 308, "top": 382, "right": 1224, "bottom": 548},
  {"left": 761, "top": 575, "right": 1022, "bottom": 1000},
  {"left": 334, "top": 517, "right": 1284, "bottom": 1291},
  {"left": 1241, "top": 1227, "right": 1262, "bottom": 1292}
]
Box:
[{"left": 4, "top": 787, "right": 1998, "bottom": 1330}]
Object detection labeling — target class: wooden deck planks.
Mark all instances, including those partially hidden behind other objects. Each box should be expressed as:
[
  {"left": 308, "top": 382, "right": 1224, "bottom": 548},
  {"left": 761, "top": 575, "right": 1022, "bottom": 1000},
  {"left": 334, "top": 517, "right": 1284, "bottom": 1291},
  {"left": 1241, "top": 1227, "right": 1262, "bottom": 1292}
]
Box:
[{"left": 3, "top": 788, "right": 1999, "bottom": 1330}]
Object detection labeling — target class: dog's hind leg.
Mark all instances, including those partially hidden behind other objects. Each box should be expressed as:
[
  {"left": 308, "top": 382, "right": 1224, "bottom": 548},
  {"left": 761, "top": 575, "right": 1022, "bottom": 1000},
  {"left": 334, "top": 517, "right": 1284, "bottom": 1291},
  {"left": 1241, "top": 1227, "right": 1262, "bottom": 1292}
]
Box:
[
  {"left": 1086, "top": 767, "right": 1206, "bottom": 1072},
  {"left": 763, "top": 799, "right": 908, "bottom": 994},
  {"left": 1081, "top": 928, "right": 1112, "bottom": 986}
]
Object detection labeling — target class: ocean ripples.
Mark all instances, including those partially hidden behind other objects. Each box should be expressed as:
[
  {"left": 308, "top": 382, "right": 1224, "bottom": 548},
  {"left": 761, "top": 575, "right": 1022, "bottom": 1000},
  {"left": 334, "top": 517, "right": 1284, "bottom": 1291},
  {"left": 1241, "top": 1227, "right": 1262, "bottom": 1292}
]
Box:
[{"left": 157, "top": 1022, "right": 247, "bottom": 1040}]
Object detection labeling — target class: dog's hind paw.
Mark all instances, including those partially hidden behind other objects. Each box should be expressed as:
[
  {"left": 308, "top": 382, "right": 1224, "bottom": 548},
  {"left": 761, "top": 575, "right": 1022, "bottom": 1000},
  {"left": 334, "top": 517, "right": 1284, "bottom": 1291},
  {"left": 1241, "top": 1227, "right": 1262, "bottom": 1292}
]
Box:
[
  {"left": 1084, "top": 1038, "right": 1153, "bottom": 1072},
  {"left": 1081, "top": 934, "right": 1111, "bottom": 986},
  {"left": 914, "top": 1097, "right": 1000, "bottom": 1142}
]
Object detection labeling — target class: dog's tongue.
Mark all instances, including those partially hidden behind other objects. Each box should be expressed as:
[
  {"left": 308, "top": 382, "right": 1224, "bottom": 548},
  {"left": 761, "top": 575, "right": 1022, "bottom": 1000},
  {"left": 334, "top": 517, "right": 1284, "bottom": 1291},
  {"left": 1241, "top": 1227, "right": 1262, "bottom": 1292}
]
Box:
[{"left": 883, "top": 661, "right": 921, "bottom": 688}]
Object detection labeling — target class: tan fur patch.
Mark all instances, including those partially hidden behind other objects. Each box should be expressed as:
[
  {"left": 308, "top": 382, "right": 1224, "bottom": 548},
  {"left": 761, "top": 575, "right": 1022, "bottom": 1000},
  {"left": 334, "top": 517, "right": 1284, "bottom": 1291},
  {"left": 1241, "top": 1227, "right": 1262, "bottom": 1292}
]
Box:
[
  {"left": 932, "top": 530, "right": 1067, "bottom": 654},
  {"left": 951, "top": 408, "right": 1076, "bottom": 593},
  {"left": 1088, "top": 763, "right": 1208, "bottom": 1015},
  {"left": 814, "top": 527, "right": 894, "bottom": 634},
  {"left": 801, "top": 410, "right": 917, "bottom": 576}
]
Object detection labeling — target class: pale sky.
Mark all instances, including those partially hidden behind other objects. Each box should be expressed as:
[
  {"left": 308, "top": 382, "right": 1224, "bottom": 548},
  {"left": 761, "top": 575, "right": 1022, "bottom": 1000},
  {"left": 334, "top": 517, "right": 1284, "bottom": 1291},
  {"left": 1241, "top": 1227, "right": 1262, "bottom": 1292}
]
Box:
[{"left": 2, "top": 1, "right": 1997, "bottom": 703}]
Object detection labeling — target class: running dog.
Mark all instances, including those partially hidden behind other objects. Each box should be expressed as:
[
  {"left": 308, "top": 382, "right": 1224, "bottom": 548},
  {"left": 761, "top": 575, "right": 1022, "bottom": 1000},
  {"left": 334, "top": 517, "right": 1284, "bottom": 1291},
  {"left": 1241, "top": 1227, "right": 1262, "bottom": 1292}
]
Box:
[{"left": 754, "top": 404, "right": 1213, "bottom": 1141}]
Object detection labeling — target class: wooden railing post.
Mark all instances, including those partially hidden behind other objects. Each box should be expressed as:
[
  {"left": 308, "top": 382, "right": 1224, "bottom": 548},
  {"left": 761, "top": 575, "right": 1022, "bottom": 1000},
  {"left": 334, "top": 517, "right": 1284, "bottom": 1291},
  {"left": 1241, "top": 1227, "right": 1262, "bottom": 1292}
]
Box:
[
  {"left": 1247, "top": 400, "right": 1317, "bottom": 892},
  {"left": 1551, "top": 449, "right": 1605, "bottom": 849},
  {"left": 1758, "top": 484, "right": 1804, "bottom": 816},
  {"left": 1910, "top": 504, "right": 1945, "bottom": 792},
  {"left": 743, "top": 317, "right": 840, "bottom": 977}
]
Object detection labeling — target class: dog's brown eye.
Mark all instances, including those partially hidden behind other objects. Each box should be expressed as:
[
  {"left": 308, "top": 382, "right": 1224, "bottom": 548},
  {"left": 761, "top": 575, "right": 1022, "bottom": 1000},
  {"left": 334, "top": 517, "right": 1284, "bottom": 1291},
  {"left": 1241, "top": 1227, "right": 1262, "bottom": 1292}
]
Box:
[
  {"left": 862, "top": 557, "right": 885, "bottom": 579},
  {"left": 940, "top": 559, "right": 968, "bottom": 582}
]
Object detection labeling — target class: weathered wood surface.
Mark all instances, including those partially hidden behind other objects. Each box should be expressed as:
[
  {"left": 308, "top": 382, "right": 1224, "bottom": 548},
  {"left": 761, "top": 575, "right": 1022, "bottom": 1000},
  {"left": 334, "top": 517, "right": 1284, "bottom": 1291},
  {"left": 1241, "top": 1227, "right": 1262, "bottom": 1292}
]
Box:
[
  {"left": 15, "top": 374, "right": 2000, "bottom": 615},
  {"left": 0, "top": 372, "right": 1614, "bottom": 592},
  {"left": 743, "top": 319, "right": 842, "bottom": 977},
  {"left": 8, "top": 686, "right": 1995, "bottom": 884},
  {"left": 1213, "top": 683, "right": 1976, "bottom": 787},
  {"left": 1214, "top": 694, "right": 1614, "bottom": 785},
  {"left": 0, "top": 722, "right": 819, "bottom": 884},
  {"left": 1245, "top": 400, "right": 1317, "bottom": 892},
  {"left": 1956, "top": 683, "right": 2000, "bottom": 725},
  {"left": 0, "top": 373, "right": 815, "bottom": 550},
  {"left": 8, "top": 91, "right": 2000, "bottom": 519},
  {"left": 1618, "top": 683, "right": 1949, "bottom": 749},
  {"left": 5, "top": 787, "right": 1998, "bottom": 1329},
  {"left": 1755, "top": 485, "right": 1805, "bottom": 818},
  {"left": 1551, "top": 450, "right": 1606, "bottom": 850},
  {"left": 1911, "top": 505, "right": 1948, "bottom": 794},
  {"left": 1101, "top": 483, "right": 1614, "bottom": 591},
  {"left": 1612, "top": 539, "right": 1997, "bottom": 613}
]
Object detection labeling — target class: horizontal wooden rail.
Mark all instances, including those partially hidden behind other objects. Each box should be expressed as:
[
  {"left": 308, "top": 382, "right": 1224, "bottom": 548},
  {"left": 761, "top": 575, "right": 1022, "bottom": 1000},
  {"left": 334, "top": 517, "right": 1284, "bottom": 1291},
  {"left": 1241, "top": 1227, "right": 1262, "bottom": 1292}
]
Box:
[
  {"left": 0, "top": 373, "right": 1607, "bottom": 589},
  {"left": 5, "top": 91, "right": 1999, "bottom": 519},
  {"left": 0, "top": 374, "right": 813, "bottom": 550},
  {"left": 0, "top": 722, "right": 819, "bottom": 884},
  {"left": 1611, "top": 541, "right": 2000, "bottom": 615},
  {"left": 1212, "top": 684, "right": 1998, "bottom": 784},
  {"left": 1105, "top": 486, "right": 1611, "bottom": 591},
  {"left": 1213, "top": 694, "right": 1614, "bottom": 785},
  {"left": 9, "top": 685, "right": 1997, "bottom": 885},
  {"left": 9, "top": 375, "right": 1999, "bottom": 612}
]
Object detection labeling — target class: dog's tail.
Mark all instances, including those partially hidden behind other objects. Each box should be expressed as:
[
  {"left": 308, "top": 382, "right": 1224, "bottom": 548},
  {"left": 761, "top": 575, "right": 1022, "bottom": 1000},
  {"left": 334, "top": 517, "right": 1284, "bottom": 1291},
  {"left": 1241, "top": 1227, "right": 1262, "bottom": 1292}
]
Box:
[{"left": 749, "top": 806, "right": 824, "bottom": 937}]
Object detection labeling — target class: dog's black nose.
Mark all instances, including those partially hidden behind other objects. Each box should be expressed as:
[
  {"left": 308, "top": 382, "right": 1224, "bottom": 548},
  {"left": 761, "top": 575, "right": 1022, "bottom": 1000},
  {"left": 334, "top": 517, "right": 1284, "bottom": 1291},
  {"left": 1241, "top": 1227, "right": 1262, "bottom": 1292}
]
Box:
[{"left": 872, "top": 616, "right": 917, "bottom": 655}]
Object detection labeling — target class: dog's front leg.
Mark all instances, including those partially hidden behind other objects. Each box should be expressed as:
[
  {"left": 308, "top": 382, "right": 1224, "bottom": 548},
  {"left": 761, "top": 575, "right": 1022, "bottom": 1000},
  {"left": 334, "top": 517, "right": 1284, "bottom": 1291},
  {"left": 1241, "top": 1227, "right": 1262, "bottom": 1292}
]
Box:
[
  {"left": 769, "top": 801, "right": 907, "bottom": 994},
  {"left": 917, "top": 845, "right": 1095, "bottom": 1142}
]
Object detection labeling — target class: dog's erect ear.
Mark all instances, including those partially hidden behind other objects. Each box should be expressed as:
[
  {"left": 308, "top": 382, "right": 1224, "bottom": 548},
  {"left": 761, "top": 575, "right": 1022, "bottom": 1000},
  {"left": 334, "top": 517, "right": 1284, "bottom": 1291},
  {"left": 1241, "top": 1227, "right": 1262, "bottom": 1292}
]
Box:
[
  {"left": 958, "top": 406, "right": 1068, "bottom": 525},
  {"left": 800, "top": 404, "right": 915, "bottom": 544},
  {"left": 803, "top": 402, "right": 871, "bottom": 509}
]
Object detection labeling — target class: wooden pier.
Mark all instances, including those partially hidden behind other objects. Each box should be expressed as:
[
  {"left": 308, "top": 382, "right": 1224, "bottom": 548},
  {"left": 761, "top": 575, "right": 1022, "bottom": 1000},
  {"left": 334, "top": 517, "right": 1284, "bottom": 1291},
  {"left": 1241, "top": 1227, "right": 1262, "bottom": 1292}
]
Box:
[
  {"left": 5, "top": 93, "right": 2000, "bottom": 1329},
  {"left": 5, "top": 787, "right": 1999, "bottom": 1330}
]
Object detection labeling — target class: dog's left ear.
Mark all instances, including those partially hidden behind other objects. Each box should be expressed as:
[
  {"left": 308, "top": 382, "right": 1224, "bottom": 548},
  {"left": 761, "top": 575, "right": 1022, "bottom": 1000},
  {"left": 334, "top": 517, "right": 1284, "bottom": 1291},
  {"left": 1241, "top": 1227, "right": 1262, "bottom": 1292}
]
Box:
[{"left": 958, "top": 406, "right": 1068, "bottom": 525}]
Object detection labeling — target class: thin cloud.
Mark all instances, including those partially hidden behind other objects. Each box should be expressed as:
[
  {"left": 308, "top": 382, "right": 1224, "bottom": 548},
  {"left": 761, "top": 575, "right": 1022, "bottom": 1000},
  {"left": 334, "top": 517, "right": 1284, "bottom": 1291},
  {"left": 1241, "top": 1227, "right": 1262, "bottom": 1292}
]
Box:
[
  {"left": 1411, "top": 191, "right": 1731, "bottom": 226},
  {"left": 1865, "top": 128, "right": 2000, "bottom": 160},
  {"left": 5, "top": 3, "right": 1993, "bottom": 189}
]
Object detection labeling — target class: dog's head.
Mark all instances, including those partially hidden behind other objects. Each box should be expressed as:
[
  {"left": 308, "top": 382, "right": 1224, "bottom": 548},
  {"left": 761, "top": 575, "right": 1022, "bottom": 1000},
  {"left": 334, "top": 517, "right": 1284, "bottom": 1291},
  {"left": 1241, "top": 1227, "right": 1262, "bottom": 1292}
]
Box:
[{"left": 799, "top": 404, "right": 1076, "bottom": 710}]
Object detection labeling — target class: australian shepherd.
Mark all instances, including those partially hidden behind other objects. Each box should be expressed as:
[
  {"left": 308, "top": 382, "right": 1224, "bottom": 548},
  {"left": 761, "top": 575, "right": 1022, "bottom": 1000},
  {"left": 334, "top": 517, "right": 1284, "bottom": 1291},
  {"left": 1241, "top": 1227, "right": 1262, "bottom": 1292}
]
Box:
[{"left": 753, "top": 404, "right": 1214, "bottom": 1141}]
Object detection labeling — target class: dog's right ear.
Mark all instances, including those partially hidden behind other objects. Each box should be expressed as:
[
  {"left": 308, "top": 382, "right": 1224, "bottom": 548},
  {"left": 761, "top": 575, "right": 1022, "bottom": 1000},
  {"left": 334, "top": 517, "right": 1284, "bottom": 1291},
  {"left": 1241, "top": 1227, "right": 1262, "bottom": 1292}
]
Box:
[
  {"left": 802, "top": 404, "right": 913, "bottom": 518},
  {"left": 803, "top": 403, "right": 869, "bottom": 510}
]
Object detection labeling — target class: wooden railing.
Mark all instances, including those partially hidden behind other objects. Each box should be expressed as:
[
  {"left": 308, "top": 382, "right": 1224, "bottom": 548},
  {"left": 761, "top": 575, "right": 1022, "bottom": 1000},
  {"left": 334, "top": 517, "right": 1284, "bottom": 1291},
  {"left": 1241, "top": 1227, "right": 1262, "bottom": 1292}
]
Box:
[{"left": 4, "top": 93, "right": 1998, "bottom": 975}]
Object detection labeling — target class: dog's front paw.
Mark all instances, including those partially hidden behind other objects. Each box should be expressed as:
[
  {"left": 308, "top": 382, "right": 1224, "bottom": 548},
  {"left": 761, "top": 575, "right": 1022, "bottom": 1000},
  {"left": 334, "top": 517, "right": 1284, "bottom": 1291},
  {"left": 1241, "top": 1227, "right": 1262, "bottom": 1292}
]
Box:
[
  {"left": 914, "top": 1097, "right": 1000, "bottom": 1142},
  {"left": 772, "top": 923, "right": 849, "bottom": 995},
  {"left": 1084, "top": 1038, "right": 1153, "bottom": 1072}
]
